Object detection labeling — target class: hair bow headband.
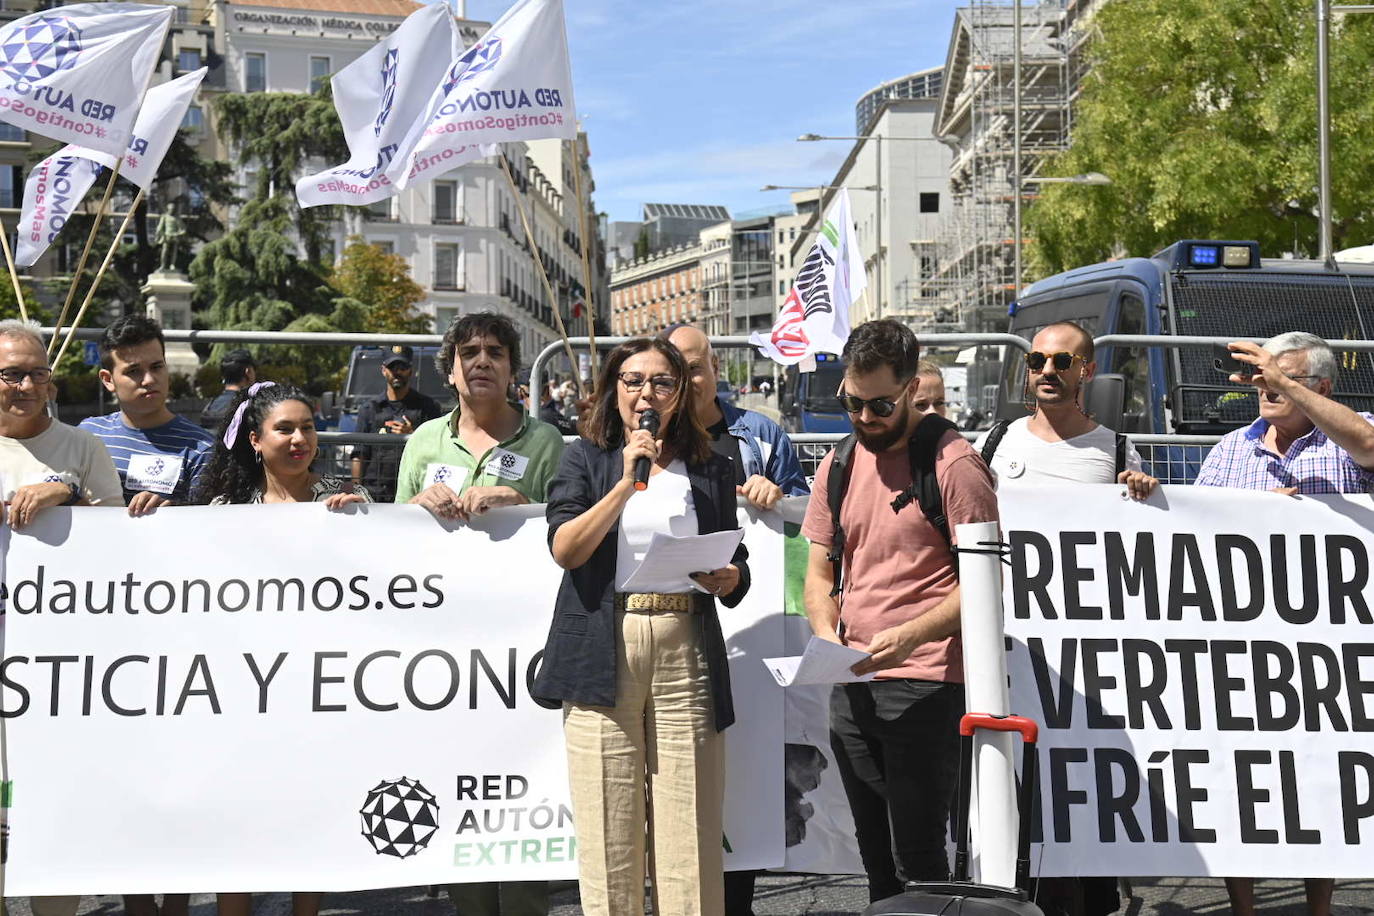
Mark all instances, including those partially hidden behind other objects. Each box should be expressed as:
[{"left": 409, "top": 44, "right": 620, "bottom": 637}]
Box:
[{"left": 222, "top": 381, "right": 277, "bottom": 449}]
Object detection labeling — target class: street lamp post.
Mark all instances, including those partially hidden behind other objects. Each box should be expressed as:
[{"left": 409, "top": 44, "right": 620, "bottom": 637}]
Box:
[
  {"left": 1013, "top": 173, "right": 1112, "bottom": 293},
  {"left": 1320, "top": 2, "right": 1374, "bottom": 264},
  {"left": 797, "top": 132, "right": 932, "bottom": 320}
]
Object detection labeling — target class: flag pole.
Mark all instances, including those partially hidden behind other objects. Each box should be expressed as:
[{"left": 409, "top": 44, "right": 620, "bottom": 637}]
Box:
[
  {"left": 49, "top": 157, "right": 124, "bottom": 356},
  {"left": 0, "top": 215, "right": 27, "bottom": 323},
  {"left": 52, "top": 188, "right": 143, "bottom": 368},
  {"left": 498, "top": 151, "right": 585, "bottom": 400},
  {"left": 570, "top": 134, "right": 599, "bottom": 384}
]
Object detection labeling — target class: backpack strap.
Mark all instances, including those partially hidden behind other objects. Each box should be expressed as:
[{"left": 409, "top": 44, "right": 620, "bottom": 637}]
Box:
[
  {"left": 892, "top": 415, "right": 959, "bottom": 549},
  {"left": 826, "top": 434, "right": 858, "bottom": 598},
  {"left": 1115, "top": 431, "right": 1128, "bottom": 477},
  {"left": 980, "top": 418, "right": 1013, "bottom": 467}
]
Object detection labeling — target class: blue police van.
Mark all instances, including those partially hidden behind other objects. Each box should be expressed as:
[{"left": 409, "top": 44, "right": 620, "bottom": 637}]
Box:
[
  {"left": 778, "top": 352, "right": 852, "bottom": 434},
  {"left": 999, "top": 240, "right": 1374, "bottom": 435}
]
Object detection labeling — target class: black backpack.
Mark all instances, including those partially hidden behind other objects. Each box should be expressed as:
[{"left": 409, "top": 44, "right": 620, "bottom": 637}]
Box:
[
  {"left": 826, "top": 415, "right": 960, "bottom": 597},
  {"left": 979, "top": 419, "right": 1128, "bottom": 476}
]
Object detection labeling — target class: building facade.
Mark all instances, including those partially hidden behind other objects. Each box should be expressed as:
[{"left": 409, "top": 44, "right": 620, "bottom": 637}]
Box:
[
  {"left": 790, "top": 99, "right": 952, "bottom": 329},
  {"left": 219, "top": 0, "right": 609, "bottom": 363}
]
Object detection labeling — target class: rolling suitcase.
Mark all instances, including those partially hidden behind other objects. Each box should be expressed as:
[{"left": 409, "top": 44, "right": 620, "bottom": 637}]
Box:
[{"left": 862, "top": 712, "right": 1043, "bottom": 916}]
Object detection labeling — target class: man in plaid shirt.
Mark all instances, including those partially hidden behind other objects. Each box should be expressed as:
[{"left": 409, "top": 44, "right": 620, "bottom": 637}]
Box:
[{"left": 1196, "top": 330, "right": 1374, "bottom": 916}]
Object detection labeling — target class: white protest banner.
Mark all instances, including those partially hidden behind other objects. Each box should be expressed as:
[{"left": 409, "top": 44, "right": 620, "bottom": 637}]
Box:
[
  {"left": 750, "top": 189, "right": 865, "bottom": 366},
  {"left": 0, "top": 3, "right": 172, "bottom": 156},
  {"left": 1002, "top": 485, "right": 1374, "bottom": 878},
  {"left": 387, "top": 0, "right": 576, "bottom": 190},
  {"left": 0, "top": 503, "right": 783, "bottom": 895},
  {"left": 296, "top": 4, "right": 459, "bottom": 208},
  {"left": 14, "top": 149, "right": 103, "bottom": 266},
  {"left": 66, "top": 67, "right": 208, "bottom": 191}
]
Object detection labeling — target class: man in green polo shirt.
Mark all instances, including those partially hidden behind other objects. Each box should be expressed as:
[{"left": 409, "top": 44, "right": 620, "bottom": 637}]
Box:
[
  {"left": 395, "top": 313, "right": 562, "bottom": 916},
  {"left": 397, "top": 312, "right": 564, "bottom": 523}
]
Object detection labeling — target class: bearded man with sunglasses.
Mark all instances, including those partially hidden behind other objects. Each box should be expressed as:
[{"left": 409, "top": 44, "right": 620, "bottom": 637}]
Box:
[
  {"left": 801, "top": 319, "right": 998, "bottom": 902},
  {"left": 976, "top": 322, "right": 1156, "bottom": 500}
]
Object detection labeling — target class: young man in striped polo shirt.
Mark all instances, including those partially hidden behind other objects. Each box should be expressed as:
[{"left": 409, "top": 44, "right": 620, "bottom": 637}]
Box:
[{"left": 80, "top": 315, "right": 214, "bottom": 518}]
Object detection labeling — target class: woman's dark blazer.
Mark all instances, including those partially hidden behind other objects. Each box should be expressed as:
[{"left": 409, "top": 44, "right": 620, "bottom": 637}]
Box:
[{"left": 531, "top": 436, "right": 751, "bottom": 731}]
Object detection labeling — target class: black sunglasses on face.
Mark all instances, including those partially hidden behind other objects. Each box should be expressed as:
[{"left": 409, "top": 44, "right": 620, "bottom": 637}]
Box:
[
  {"left": 1024, "top": 350, "right": 1084, "bottom": 372},
  {"left": 837, "top": 390, "right": 903, "bottom": 417}
]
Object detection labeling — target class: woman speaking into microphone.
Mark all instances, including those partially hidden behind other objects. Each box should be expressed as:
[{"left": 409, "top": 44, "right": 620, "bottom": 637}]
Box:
[{"left": 533, "top": 336, "right": 749, "bottom": 916}]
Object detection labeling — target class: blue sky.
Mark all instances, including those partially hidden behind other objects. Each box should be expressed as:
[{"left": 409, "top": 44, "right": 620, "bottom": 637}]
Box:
[{"left": 455, "top": 0, "right": 965, "bottom": 222}]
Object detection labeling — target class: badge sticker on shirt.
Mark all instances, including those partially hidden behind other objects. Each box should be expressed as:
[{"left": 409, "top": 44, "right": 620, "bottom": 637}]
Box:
[
  {"left": 423, "top": 462, "right": 469, "bottom": 491},
  {"left": 1004, "top": 458, "right": 1026, "bottom": 479},
  {"left": 126, "top": 454, "right": 184, "bottom": 495},
  {"left": 485, "top": 449, "right": 529, "bottom": 482}
]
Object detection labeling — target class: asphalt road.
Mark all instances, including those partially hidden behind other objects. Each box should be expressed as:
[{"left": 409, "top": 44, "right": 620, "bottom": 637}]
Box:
[{"left": 7, "top": 875, "right": 1374, "bottom": 916}]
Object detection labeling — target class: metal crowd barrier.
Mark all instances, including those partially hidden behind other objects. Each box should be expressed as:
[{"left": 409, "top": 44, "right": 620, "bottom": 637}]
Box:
[
  {"left": 316, "top": 430, "right": 1224, "bottom": 489},
  {"left": 528, "top": 333, "right": 1034, "bottom": 400}
]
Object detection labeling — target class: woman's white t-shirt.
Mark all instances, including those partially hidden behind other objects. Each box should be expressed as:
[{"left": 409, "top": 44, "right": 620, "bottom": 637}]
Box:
[{"left": 614, "top": 458, "right": 699, "bottom": 591}]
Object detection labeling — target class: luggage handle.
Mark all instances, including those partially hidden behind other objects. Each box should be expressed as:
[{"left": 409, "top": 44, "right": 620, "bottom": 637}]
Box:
[{"left": 952, "top": 713, "right": 1039, "bottom": 892}]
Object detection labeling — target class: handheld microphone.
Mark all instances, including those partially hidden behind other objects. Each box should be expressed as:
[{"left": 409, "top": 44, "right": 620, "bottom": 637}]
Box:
[{"left": 632, "top": 408, "right": 660, "bottom": 491}]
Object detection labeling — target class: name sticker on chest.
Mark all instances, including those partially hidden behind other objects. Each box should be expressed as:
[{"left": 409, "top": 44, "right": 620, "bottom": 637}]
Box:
[
  {"left": 485, "top": 449, "right": 529, "bottom": 482},
  {"left": 423, "top": 462, "right": 469, "bottom": 492},
  {"left": 126, "top": 454, "right": 184, "bottom": 495}
]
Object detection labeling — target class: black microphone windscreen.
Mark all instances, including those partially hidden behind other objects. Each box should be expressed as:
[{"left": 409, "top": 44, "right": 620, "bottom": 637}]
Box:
[{"left": 638, "top": 408, "right": 660, "bottom": 434}]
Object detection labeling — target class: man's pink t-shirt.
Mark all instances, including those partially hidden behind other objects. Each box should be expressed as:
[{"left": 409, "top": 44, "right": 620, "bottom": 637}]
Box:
[{"left": 801, "top": 428, "right": 999, "bottom": 682}]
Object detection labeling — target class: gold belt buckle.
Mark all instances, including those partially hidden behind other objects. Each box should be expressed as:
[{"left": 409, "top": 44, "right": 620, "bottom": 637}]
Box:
[{"left": 618, "top": 592, "right": 692, "bottom": 612}]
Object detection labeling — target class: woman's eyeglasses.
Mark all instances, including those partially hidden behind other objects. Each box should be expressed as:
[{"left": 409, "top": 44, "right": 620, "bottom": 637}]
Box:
[
  {"left": 1024, "top": 351, "right": 1084, "bottom": 372},
  {"left": 617, "top": 372, "right": 677, "bottom": 396},
  {"left": 0, "top": 367, "right": 53, "bottom": 387}
]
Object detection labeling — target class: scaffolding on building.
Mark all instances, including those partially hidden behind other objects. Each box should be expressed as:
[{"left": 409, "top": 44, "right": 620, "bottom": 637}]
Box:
[{"left": 916, "top": 0, "right": 1100, "bottom": 334}]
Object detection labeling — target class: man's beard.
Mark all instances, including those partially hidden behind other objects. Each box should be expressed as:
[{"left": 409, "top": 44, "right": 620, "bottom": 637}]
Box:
[
  {"left": 853, "top": 400, "right": 911, "bottom": 452},
  {"left": 388, "top": 375, "right": 408, "bottom": 390}
]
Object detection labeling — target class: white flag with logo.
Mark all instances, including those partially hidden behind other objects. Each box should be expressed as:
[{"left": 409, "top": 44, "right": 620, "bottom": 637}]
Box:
[
  {"left": 750, "top": 189, "right": 867, "bottom": 365},
  {"left": 15, "top": 150, "right": 104, "bottom": 267},
  {"left": 296, "top": 4, "right": 460, "bottom": 208},
  {"left": 386, "top": 0, "right": 576, "bottom": 190},
  {"left": 0, "top": 3, "right": 172, "bottom": 157},
  {"left": 67, "top": 67, "right": 208, "bottom": 191}
]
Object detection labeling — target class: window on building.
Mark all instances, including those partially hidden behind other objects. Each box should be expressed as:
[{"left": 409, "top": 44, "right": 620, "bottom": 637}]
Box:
[
  {"left": 245, "top": 53, "right": 266, "bottom": 92},
  {"left": 372, "top": 240, "right": 395, "bottom": 255},
  {"left": 433, "top": 181, "right": 458, "bottom": 223},
  {"left": 434, "top": 243, "right": 460, "bottom": 289},
  {"left": 309, "top": 56, "right": 330, "bottom": 94},
  {"left": 320, "top": 237, "right": 336, "bottom": 265},
  {"left": 0, "top": 165, "right": 21, "bottom": 209},
  {"left": 177, "top": 48, "right": 201, "bottom": 71},
  {"left": 919, "top": 192, "right": 940, "bottom": 213},
  {"left": 365, "top": 198, "right": 393, "bottom": 221},
  {"left": 0, "top": 122, "right": 23, "bottom": 142},
  {"left": 435, "top": 307, "right": 458, "bottom": 331},
  {"left": 779, "top": 280, "right": 786, "bottom": 295},
  {"left": 181, "top": 105, "right": 204, "bottom": 133}
]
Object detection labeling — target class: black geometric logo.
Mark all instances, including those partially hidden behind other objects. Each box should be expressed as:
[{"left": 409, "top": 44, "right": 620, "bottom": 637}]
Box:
[
  {"left": 500, "top": 453, "right": 516, "bottom": 470},
  {"left": 359, "top": 777, "right": 441, "bottom": 858}
]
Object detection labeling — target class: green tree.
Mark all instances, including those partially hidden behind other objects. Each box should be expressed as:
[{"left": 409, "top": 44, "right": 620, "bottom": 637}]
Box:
[
  {"left": 1026, "top": 0, "right": 1374, "bottom": 277},
  {"left": 188, "top": 88, "right": 355, "bottom": 391},
  {"left": 332, "top": 236, "right": 432, "bottom": 334}
]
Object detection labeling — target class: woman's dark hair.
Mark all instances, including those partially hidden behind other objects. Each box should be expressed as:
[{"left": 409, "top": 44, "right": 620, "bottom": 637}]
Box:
[
  {"left": 436, "top": 311, "right": 522, "bottom": 393},
  {"left": 841, "top": 318, "right": 920, "bottom": 381},
  {"left": 584, "top": 338, "right": 710, "bottom": 465},
  {"left": 196, "top": 383, "right": 316, "bottom": 505}
]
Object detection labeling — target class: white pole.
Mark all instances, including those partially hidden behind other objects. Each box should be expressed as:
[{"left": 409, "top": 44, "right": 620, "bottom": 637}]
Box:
[{"left": 956, "top": 519, "right": 1018, "bottom": 889}]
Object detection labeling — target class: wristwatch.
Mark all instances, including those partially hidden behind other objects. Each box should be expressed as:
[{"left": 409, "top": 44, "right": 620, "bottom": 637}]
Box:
[{"left": 61, "top": 481, "right": 81, "bottom": 505}]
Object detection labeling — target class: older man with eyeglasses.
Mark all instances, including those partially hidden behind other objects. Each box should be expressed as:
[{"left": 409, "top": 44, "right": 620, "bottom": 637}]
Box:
[
  {"left": 1195, "top": 332, "right": 1370, "bottom": 916},
  {"left": 0, "top": 318, "right": 121, "bottom": 916}
]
